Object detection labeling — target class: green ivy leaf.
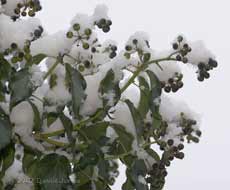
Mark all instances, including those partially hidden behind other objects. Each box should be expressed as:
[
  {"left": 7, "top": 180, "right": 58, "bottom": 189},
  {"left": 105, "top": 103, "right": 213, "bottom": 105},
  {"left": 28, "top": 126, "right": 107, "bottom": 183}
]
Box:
[
  {"left": 46, "top": 112, "right": 59, "bottom": 127},
  {"left": 146, "top": 70, "right": 162, "bottom": 129},
  {"left": 125, "top": 99, "right": 144, "bottom": 142},
  {"left": 0, "top": 54, "right": 11, "bottom": 81},
  {"left": 0, "top": 143, "right": 15, "bottom": 178},
  {"left": 138, "top": 76, "right": 150, "bottom": 118},
  {"left": 27, "top": 54, "right": 47, "bottom": 66},
  {"left": 66, "top": 64, "right": 86, "bottom": 120},
  {"left": 9, "top": 69, "right": 33, "bottom": 109},
  {"left": 0, "top": 117, "right": 12, "bottom": 151},
  {"left": 32, "top": 153, "right": 72, "bottom": 190},
  {"left": 99, "top": 69, "right": 121, "bottom": 108},
  {"left": 130, "top": 159, "right": 148, "bottom": 190},
  {"left": 81, "top": 122, "right": 109, "bottom": 141},
  {"left": 59, "top": 114, "right": 74, "bottom": 143},
  {"left": 110, "top": 124, "right": 134, "bottom": 155},
  {"left": 28, "top": 100, "right": 42, "bottom": 132},
  {"left": 145, "top": 148, "right": 160, "bottom": 162}
]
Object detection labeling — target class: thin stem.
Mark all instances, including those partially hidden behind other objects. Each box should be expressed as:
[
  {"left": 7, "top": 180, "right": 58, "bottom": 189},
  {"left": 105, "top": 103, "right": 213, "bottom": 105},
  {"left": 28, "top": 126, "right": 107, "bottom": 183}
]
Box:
[
  {"left": 120, "top": 56, "right": 177, "bottom": 93},
  {"left": 43, "top": 59, "right": 60, "bottom": 80},
  {"left": 34, "top": 134, "right": 69, "bottom": 147}
]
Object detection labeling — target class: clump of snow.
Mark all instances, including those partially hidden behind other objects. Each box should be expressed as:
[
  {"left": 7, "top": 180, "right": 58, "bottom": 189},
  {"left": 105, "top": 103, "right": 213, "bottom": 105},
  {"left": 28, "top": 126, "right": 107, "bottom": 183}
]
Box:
[
  {"left": 187, "top": 40, "right": 215, "bottom": 66},
  {"left": 30, "top": 31, "right": 74, "bottom": 57},
  {"left": 92, "top": 4, "right": 109, "bottom": 22},
  {"left": 126, "top": 31, "right": 150, "bottom": 52},
  {"left": 148, "top": 60, "right": 181, "bottom": 82},
  {"left": 29, "top": 65, "right": 44, "bottom": 87},
  {"left": 138, "top": 175, "right": 147, "bottom": 185},
  {"left": 10, "top": 101, "right": 44, "bottom": 151},
  {"left": 1, "top": 0, "right": 23, "bottom": 17},
  {"left": 0, "top": 14, "right": 41, "bottom": 51}
]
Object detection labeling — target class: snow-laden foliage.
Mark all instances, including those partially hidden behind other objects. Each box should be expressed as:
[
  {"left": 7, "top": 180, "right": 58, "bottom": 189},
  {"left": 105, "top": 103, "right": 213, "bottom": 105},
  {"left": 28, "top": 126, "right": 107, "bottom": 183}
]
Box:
[{"left": 0, "top": 1, "right": 218, "bottom": 190}]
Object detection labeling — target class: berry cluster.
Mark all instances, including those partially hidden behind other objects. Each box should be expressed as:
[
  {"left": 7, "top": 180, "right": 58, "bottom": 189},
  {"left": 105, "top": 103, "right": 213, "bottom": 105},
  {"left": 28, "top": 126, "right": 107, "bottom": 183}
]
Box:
[
  {"left": 66, "top": 23, "right": 93, "bottom": 50},
  {"left": 13, "top": 0, "right": 42, "bottom": 18},
  {"left": 172, "top": 35, "right": 192, "bottom": 64},
  {"left": 95, "top": 18, "right": 112, "bottom": 33},
  {"left": 197, "top": 58, "right": 218, "bottom": 82},
  {"left": 161, "top": 72, "right": 183, "bottom": 93},
  {"left": 147, "top": 162, "right": 167, "bottom": 190},
  {"left": 103, "top": 44, "right": 118, "bottom": 59},
  {"left": 179, "top": 114, "right": 201, "bottom": 143},
  {"left": 4, "top": 41, "right": 32, "bottom": 64},
  {"left": 77, "top": 59, "right": 94, "bottom": 73},
  {"left": 124, "top": 39, "right": 150, "bottom": 61}
]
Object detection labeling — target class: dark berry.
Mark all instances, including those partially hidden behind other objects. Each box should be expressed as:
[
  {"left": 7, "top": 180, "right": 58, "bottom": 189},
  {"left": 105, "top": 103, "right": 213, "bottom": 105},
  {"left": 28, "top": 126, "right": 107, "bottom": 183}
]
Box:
[
  {"left": 178, "top": 144, "right": 184, "bottom": 150},
  {"left": 109, "top": 51, "right": 117, "bottom": 59},
  {"left": 197, "top": 75, "right": 204, "bottom": 82},
  {"left": 84, "top": 28, "right": 92, "bottom": 36},
  {"left": 125, "top": 45, "right": 132, "bottom": 51},
  {"left": 132, "top": 39, "right": 138, "bottom": 45},
  {"left": 177, "top": 35, "right": 183, "bottom": 42},
  {"left": 172, "top": 43, "right": 179, "bottom": 50},
  {"left": 73, "top": 23, "right": 80, "bottom": 31},
  {"left": 175, "top": 152, "right": 185, "bottom": 159},
  {"left": 164, "top": 85, "right": 171, "bottom": 93},
  {"left": 176, "top": 55, "right": 182, "bottom": 61},
  {"left": 182, "top": 57, "right": 188, "bottom": 64},
  {"left": 11, "top": 43, "right": 18, "bottom": 49},
  {"left": 167, "top": 139, "right": 174, "bottom": 146},
  {"left": 83, "top": 60, "right": 91, "bottom": 68},
  {"left": 91, "top": 47, "right": 96, "bottom": 53},
  {"left": 102, "top": 26, "right": 110, "bottom": 33}
]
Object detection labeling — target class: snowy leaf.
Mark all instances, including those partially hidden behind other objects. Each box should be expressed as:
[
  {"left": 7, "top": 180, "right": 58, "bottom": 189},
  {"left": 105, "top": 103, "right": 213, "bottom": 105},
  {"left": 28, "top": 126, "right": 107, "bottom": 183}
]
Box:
[
  {"left": 59, "top": 114, "right": 74, "bottom": 143},
  {"left": 28, "top": 100, "right": 42, "bottom": 132},
  {"left": 146, "top": 70, "right": 162, "bottom": 129},
  {"left": 0, "top": 143, "right": 15, "bottom": 176},
  {"left": 9, "top": 69, "right": 33, "bottom": 109},
  {"left": 66, "top": 64, "right": 86, "bottom": 119},
  {"left": 31, "top": 54, "right": 47, "bottom": 65},
  {"left": 110, "top": 123, "right": 134, "bottom": 154},
  {"left": 99, "top": 69, "right": 121, "bottom": 108},
  {"left": 138, "top": 76, "right": 150, "bottom": 118},
  {"left": 125, "top": 99, "right": 144, "bottom": 142}
]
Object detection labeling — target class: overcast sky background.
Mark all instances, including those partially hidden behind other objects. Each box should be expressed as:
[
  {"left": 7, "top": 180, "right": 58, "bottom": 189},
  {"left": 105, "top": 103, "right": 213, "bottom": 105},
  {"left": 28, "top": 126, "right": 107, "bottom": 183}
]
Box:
[{"left": 38, "top": 0, "right": 229, "bottom": 189}]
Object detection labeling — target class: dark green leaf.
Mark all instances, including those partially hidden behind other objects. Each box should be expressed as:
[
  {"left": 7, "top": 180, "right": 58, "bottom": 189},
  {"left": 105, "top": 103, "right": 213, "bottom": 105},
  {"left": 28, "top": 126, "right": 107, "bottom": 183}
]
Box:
[
  {"left": 110, "top": 124, "right": 134, "bottom": 155},
  {"left": 27, "top": 54, "right": 47, "bottom": 66},
  {"left": 146, "top": 70, "right": 162, "bottom": 129},
  {"left": 46, "top": 112, "right": 59, "bottom": 127},
  {"left": 9, "top": 69, "right": 33, "bottom": 109},
  {"left": 59, "top": 114, "right": 74, "bottom": 143},
  {"left": 130, "top": 159, "right": 148, "bottom": 190},
  {"left": 138, "top": 76, "right": 150, "bottom": 118},
  {"left": 125, "top": 99, "right": 144, "bottom": 142},
  {"left": 28, "top": 101, "right": 42, "bottom": 132},
  {"left": 81, "top": 122, "right": 109, "bottom": 141},
  {"left": 66, "top": 64, "right": 86, "bottom": 120},
  {"left": 99, "top": 69, "right": 121, "bottom": 108},
  {"left": 0, "top": 143, "right": 15, "bottom": 177},
  {"left": 0, "top": 118, "right": 12, "bottom": 151},
  {"left": 33, "top": 153, "right": 72, "bottom": 190},
  {"left": 145, "top": 148, "right": 160, "bottom": 162}
]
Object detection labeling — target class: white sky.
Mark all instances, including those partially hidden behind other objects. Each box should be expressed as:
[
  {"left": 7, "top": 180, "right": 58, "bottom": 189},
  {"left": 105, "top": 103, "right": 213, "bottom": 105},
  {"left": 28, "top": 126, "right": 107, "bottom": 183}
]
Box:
[{"left": 38, "top": 0, "right": 230, "bottom": 189}]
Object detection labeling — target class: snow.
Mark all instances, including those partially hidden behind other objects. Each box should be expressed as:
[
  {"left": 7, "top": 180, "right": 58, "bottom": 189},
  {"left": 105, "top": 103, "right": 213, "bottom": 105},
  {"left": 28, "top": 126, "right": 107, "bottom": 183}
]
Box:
[
  {"left": 0, "top": 14, "right": 41, "bottom": 51},
  {"left": 30, "top": 31, "right": 74, "bottom": 57},
  {"left": 187, "top": 40, "right": 215, "bottom": 66}
]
